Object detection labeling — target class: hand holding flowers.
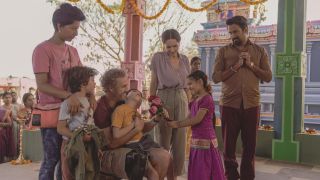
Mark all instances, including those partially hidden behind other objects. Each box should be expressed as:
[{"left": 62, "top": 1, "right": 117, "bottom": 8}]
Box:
[{"left": 148, "top": 95, "right": 170, "bottom": 123}]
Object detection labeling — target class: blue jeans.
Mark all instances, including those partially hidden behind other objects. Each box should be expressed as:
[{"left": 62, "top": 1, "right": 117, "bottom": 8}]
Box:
[{"left": 39, "top": 128, "right": 62, "bottom": 180}]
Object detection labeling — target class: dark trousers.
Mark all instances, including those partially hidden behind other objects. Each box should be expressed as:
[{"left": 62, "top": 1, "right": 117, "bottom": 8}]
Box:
[
  {"left": 221, "top": 105, "right": 260, "bottom": 180},
  {"left": 39, "top": 128, "right": 62, "bottom": 180}
]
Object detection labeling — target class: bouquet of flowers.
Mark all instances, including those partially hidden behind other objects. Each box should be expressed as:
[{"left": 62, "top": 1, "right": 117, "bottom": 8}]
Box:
[{"left": 148, "top": 95, "right": 171, "bottom": 122}]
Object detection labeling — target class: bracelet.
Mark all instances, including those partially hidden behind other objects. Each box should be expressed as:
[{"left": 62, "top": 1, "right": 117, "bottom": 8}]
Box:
[{"left": 230, "top": 66, "right": 237, "bottom": 73}]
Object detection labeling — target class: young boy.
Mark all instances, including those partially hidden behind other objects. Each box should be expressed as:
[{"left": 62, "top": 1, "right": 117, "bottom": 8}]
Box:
[
  {"left": 57, "top": 66, "right": 100, "bottom": 180},
  {"left": 112, "top": 89, "right": 164, "bottom": 180}
]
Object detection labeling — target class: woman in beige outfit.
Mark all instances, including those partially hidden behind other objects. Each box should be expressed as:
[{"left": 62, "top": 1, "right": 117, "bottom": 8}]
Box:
[{"left": 150, "top": 29, "right": 191, "bottom": 179}]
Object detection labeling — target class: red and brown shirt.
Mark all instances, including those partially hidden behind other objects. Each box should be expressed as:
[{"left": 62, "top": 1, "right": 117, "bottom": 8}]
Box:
[{"left": 93, "top": 95, "right": 124, "bottom": 129}]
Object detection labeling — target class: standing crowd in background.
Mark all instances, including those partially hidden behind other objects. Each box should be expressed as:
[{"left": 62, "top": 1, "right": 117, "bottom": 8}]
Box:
[{"left": 0, "top": 90, "right": 36, "bottom": 163}]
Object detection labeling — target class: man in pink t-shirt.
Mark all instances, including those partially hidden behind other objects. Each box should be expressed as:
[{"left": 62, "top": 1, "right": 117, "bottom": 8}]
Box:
[{"left": 32, "top": 3, "right": 86, "bottom": 180}]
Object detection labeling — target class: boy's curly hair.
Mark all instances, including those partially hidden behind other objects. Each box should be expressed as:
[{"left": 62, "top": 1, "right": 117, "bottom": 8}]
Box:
[{"left": 63, "top": 66, "right": 98, "bottom": 93}]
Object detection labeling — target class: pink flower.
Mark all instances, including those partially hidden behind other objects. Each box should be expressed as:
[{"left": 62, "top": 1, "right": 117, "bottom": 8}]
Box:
[
  {"left": 148, "top": 96, "right": 162, "bottom": 105},
  {"left": 151, "top": 97, "right": 162, "bottom": 106},
  {"left": 148, "top": 95, "right": 157, "bottom": 102},
  {"left": 149, "top": 105, "right": 158, "bottom": 116},
  {"left": 148, "top": 95, "right": 164, "bottom": 117}
]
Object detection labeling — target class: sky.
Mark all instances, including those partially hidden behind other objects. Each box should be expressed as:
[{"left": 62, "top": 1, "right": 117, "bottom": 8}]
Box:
[{"left": 0, "top": 0, "right": 320, "bottom": 79}]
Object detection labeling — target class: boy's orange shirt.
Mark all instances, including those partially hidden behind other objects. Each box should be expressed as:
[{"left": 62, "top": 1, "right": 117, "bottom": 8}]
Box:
[{"left": 112, "top": 104, "right": 143, "bottom": 142}]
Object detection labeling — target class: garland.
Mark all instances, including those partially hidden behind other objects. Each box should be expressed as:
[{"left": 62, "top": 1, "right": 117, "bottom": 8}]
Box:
[
  {"left": 115, "top": 0, "right": 126, "bottom": 13},
  {"left": 240, "top": 0, "right": 267, "bottom": 5},
  {"left": 68, "top": 0, "right": 267, "bottom": 19},
  {"left": 96, "top": 0, "right": 126, "bottom": 14},
  {"left": 129, "top": 0, "right": 171, "bottom": 20},
  {"left": 68, "top": 0, "right": 126, "bottom": 14},
  {"left": 175, "top": 0, "right": 218, "bottom": 12}
]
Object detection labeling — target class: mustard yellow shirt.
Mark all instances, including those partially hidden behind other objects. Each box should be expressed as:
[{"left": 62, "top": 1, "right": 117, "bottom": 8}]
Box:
[{"left": 112, "top": 104, "right": 143, "bottom": 142}]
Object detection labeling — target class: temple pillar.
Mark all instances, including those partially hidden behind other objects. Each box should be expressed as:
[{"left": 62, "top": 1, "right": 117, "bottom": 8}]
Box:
[
  {"left": 272, "top": 0, "right": 307, "bottom": 162},
  {"left": 208, "top": 47, "right": 220, "bottom": 80},
  {"left": 306, "top": 42, "right": 313, "bottom": 82},
  {"left": 269, "top": 44, "right": 276, "bottom": 81},
  {"left": 199, "top": 47, "right": 206, "bottom": 72},
  {"left": 197, "top": 48, "right": 202, "bottom": 58},
  {"left": 213, "top": 47, "right": 220, "bottom": 56},
  {"left": 205, "top": 47, "right": 211, "bottom": 75},
  {"left": 121, "top": 0, "right": 145, "bottom": 90}
]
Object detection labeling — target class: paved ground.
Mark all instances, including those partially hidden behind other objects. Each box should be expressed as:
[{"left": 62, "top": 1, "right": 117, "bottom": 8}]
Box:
[{"left": 1, "top": 157, "right": 320, "bottom": 180}]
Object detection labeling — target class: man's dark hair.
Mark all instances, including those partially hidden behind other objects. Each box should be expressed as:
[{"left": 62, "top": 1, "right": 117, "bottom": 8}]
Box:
[
  {"left": 161, "top": 29, "right": 181, "bottom": 43},
  {"left": 226, "top": 16, "right": 248, "bottom": 30},
  {"left": 63, "top": 66, "right": 98, "bottom": 93},
  {"left": 52, "top": 3, "right": 86, "bottom": 31}
]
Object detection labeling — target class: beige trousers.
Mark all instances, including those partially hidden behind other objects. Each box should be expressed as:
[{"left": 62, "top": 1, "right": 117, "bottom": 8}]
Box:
[{"left": 156, "top": 88, "right": 188, "bottom": 176}]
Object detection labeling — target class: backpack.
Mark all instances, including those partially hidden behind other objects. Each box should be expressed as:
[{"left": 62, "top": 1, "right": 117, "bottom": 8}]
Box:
[{"left": 125, "top": 144, "right": 148, "bottom": 180}]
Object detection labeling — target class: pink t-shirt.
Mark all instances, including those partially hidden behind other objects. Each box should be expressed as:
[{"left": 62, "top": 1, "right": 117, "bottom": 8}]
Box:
[{"left": 32, "top": 40, "right": 82, "bottom": 105}]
